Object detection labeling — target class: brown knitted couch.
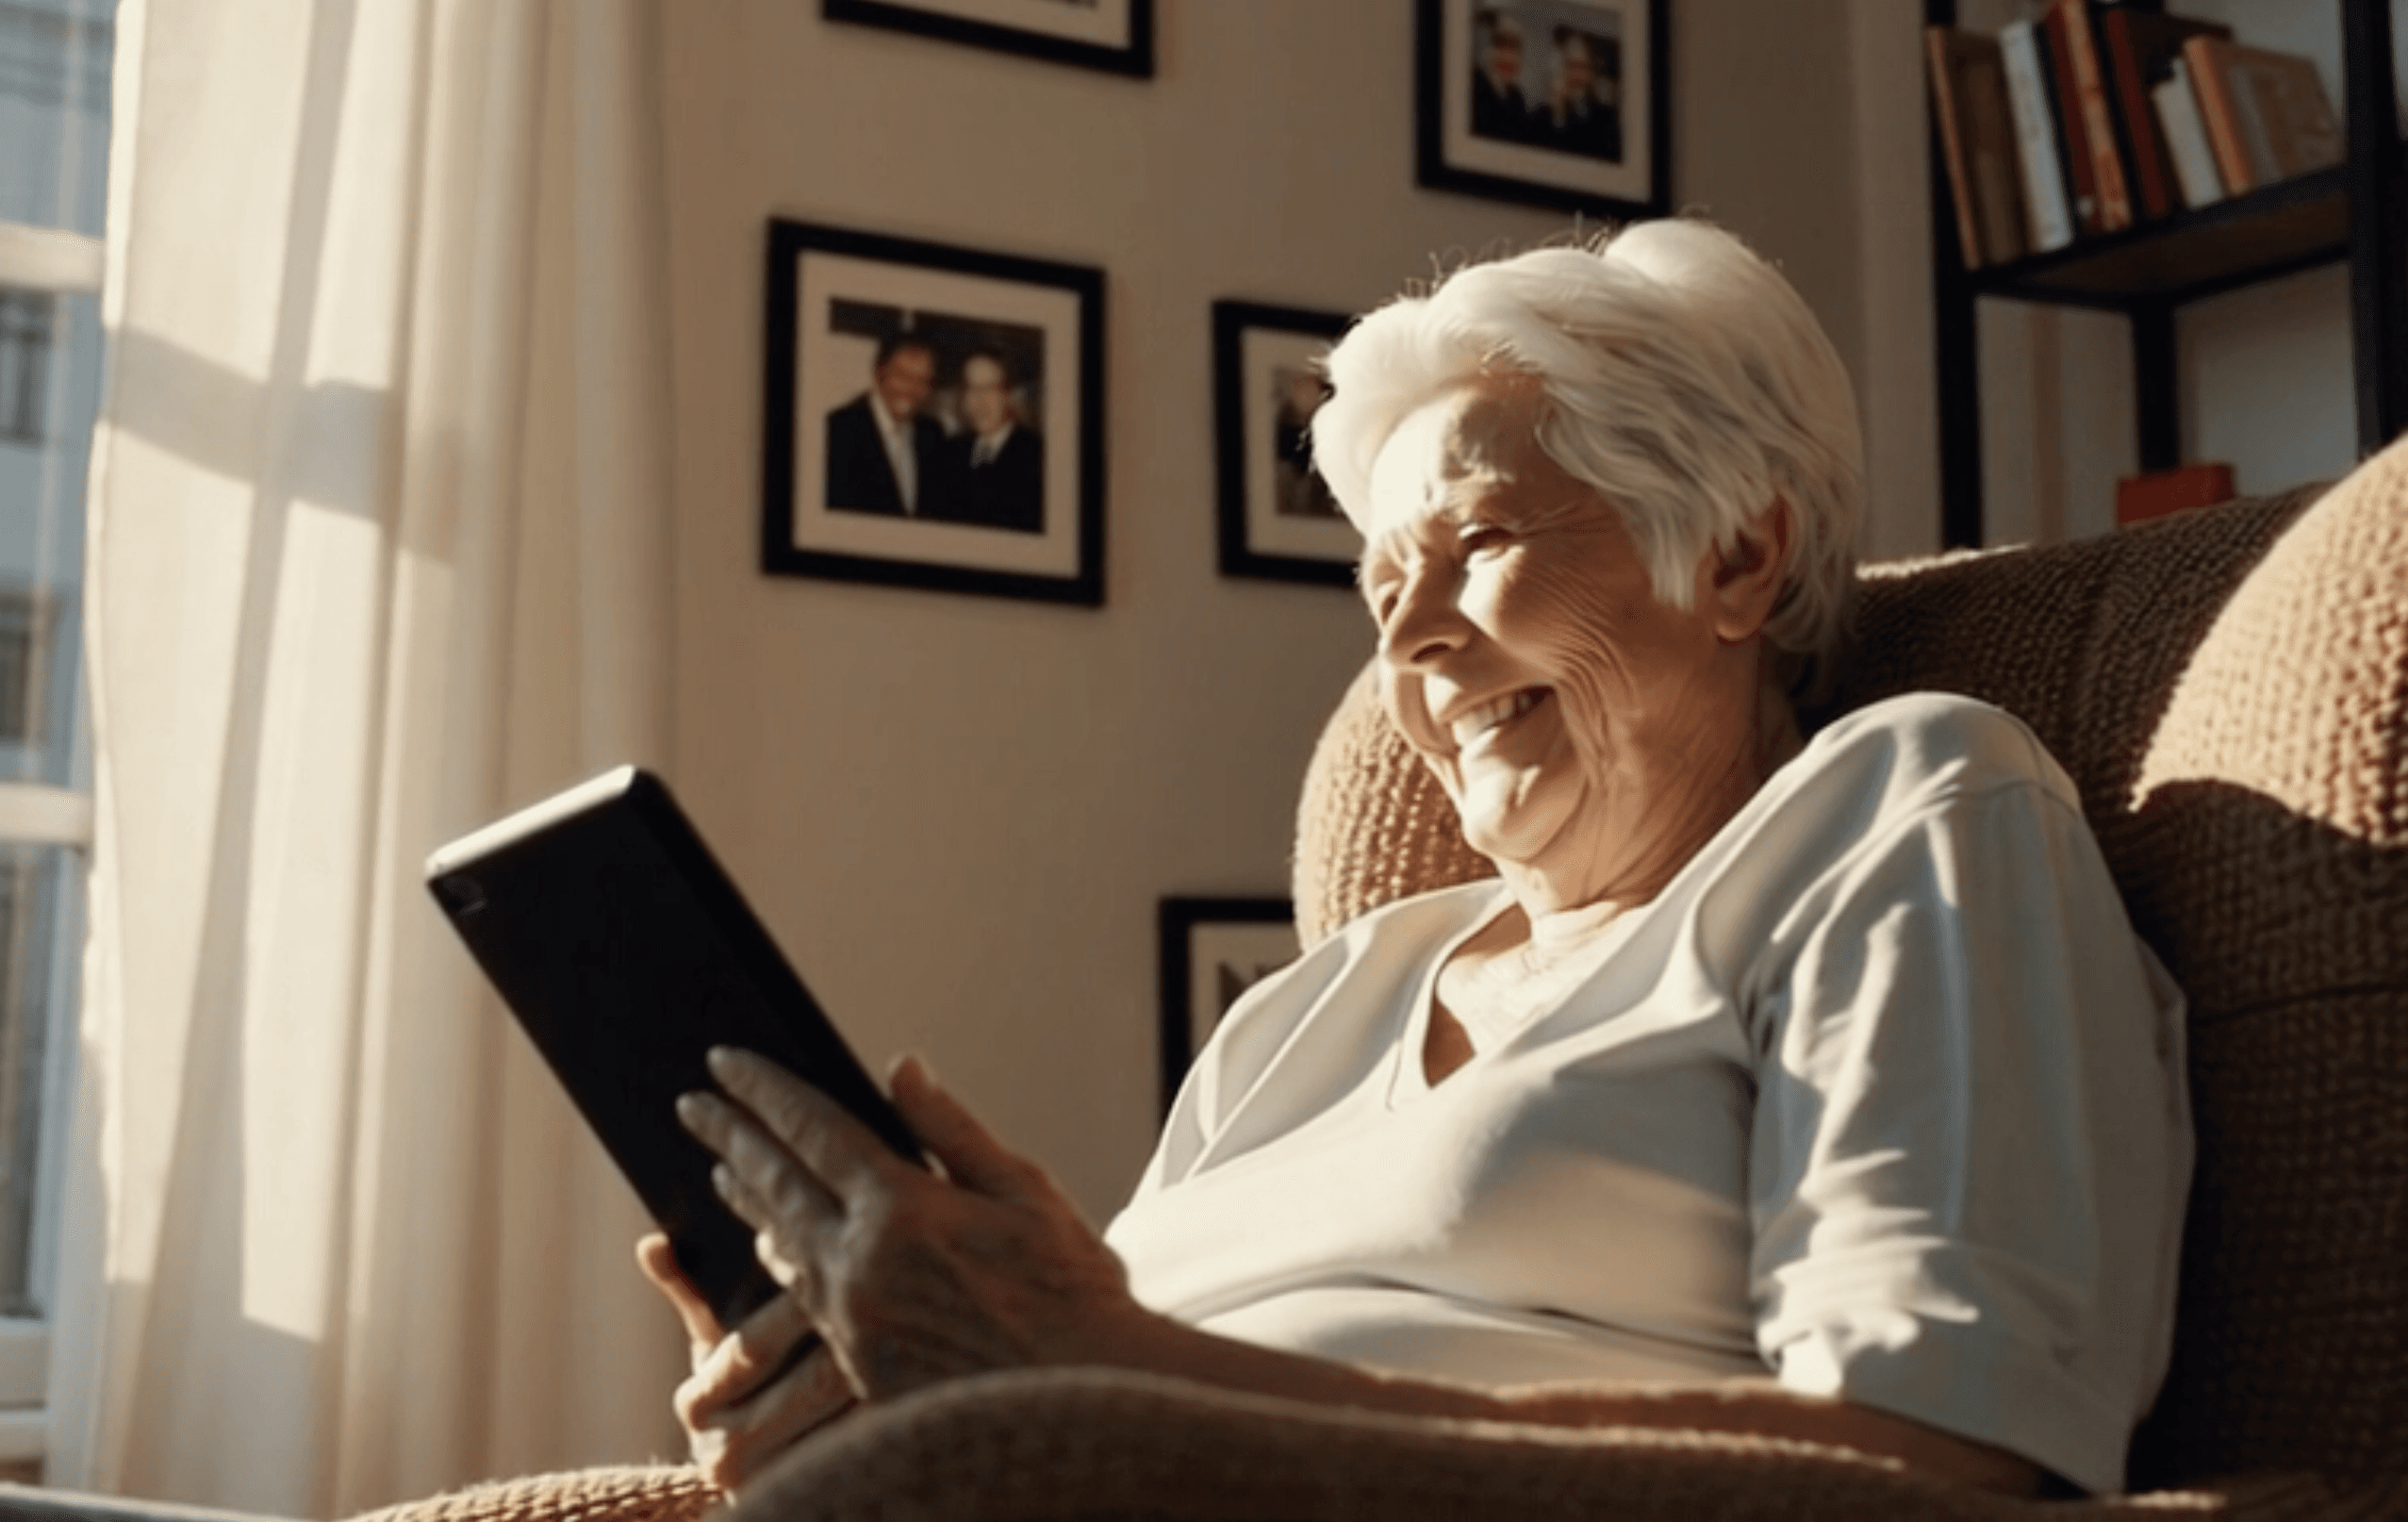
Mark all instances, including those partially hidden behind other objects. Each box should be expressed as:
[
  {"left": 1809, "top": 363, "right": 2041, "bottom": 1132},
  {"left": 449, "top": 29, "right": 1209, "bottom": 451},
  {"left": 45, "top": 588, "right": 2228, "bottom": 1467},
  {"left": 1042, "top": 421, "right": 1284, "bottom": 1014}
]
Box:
[{"left": 8, "top": 443, "right": 2402, "bottom": 1522}]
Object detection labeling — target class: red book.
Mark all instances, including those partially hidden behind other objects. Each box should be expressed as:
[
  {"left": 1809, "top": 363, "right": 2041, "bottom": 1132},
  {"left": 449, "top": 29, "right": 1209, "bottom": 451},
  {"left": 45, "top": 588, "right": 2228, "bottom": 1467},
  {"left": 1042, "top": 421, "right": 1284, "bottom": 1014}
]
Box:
[
  {"left": 2041, "top": 2, "right": 2103, "bottom": 234},
  {"left": 2118, "top": 462, "right": 2235, "bottom": 527},
  {"left": 2099, "top": 8, "right": 2234, "bottom": 221},
  {"left": 2053, "top": 0, "right": 2133, "bottom": 231}
]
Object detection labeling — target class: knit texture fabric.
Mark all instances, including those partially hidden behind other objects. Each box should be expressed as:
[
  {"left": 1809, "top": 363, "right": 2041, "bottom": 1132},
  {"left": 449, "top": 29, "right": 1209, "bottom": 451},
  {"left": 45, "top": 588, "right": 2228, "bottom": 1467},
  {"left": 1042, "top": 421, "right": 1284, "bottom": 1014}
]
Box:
[
  {"left": 1290, "top": 437, "right": 2408, "bottom": 1497},
  {"left": 340, "top": 1467, "right": 714, "bottom": 1522},
  {"left": 721, "top": 1366, "right": 2399, "bottom": 1522}
]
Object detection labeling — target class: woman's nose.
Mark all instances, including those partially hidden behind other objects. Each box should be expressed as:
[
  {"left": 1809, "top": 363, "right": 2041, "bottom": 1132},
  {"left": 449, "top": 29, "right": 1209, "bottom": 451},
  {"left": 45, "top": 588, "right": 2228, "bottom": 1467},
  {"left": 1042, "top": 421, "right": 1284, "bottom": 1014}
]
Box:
[{"left": 1378, "top": 571, "right": 1471, "bottom": 670}]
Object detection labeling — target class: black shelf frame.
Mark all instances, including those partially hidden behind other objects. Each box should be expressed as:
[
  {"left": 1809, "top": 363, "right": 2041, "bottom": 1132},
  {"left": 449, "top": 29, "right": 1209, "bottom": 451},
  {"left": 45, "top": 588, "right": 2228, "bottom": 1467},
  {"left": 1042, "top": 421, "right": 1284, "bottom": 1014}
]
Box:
[{"left": 1925, "top": 0, "right": 2406, "bottom": 548}]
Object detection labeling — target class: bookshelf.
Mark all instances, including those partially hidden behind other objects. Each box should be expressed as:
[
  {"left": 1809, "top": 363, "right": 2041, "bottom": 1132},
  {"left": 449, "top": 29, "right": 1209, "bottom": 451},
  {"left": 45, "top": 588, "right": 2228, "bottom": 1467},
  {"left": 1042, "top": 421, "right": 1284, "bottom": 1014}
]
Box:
[{"left": 1924, "top": 0, "right": 2407, "bottom": 548}]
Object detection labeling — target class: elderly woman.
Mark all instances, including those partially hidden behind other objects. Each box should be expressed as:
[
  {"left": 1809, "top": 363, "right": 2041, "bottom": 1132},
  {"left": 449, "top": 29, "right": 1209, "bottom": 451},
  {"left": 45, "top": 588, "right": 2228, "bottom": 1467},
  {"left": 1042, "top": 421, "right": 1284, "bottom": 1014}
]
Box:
[{"left": 643, "top": 220, "right": 2191, "bottom": 1501}]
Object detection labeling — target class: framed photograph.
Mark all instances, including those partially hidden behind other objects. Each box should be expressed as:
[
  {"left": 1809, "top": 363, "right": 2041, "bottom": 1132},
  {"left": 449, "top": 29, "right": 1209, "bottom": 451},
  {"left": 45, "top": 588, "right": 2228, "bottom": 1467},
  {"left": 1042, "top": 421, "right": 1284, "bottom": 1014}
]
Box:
[
  {"left": 762, "top": 219, "right": 1105, "bottom": 606},
  {"left": 823, "top": 0, "right": 1153, "bottom": 77},
  {"left": 1417, "top": 0, "right": 1670, "bottom": 220},
  {"left": 1158, "top": 897, "right": 1299, "bottom": 1115},
  {"left": 1212, "top": 301, "right": 1361, "bottom": 588}
]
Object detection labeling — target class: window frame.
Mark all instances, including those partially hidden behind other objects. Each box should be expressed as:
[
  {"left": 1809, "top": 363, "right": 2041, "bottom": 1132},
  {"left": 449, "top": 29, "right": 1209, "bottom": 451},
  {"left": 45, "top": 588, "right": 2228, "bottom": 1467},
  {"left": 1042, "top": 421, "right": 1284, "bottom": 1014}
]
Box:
[{"left": 0, "top": 211, "right": 104, "bottom": 1464}]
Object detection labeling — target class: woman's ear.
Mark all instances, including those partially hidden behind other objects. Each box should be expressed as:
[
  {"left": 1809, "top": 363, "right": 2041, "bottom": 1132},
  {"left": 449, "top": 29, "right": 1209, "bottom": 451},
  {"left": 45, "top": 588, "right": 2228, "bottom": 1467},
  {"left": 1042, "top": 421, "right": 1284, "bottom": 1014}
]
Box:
[{"left": 1707, "top": 496, "right": 1796, "bottom": 644}]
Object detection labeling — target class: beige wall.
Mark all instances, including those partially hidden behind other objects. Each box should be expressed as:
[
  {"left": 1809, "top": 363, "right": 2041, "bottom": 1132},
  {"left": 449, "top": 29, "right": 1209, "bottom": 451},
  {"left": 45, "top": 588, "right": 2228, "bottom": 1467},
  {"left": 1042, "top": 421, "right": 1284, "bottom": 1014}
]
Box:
[{"left": 659, "top": 0, "right": 1905, "bottom": 1218}]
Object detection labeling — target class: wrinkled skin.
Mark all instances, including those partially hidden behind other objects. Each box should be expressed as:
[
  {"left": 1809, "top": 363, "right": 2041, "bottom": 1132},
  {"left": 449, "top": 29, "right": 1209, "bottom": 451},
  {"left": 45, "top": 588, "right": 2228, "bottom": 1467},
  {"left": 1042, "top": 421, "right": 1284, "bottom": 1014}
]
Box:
[
  {"left": 644, "top": 1050, "right": 1135, "bottom": 1496},
  {"left": 1356, "top": 376, "right": 1798, "bottom": 919}
]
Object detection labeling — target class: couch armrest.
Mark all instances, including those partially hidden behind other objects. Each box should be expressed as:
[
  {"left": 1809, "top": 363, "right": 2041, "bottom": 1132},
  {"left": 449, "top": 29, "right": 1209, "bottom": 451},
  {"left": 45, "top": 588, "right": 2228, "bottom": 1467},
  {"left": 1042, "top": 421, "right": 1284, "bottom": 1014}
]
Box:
[{"left": 722, "top": 1366, "right": 2350, "bottom": 1521}]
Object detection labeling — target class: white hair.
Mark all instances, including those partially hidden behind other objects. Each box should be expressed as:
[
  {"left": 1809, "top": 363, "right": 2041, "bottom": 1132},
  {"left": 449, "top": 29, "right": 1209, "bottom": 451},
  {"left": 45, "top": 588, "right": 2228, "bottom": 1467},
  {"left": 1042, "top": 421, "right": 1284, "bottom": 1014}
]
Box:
[{"left": 1313, "top": 219, "right": 1865, "bottom": 695}]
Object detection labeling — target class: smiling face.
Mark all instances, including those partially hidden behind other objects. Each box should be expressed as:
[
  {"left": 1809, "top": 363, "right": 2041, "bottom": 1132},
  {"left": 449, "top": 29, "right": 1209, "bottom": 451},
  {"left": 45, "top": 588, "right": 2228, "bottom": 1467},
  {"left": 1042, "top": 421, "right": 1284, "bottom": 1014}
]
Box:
[
  {"left": 1484, "top": 26, "right": 1522, "bottom": 88},
  {"left": 1559, "top": 34, "right": 1595, "bottom": 101},
  {"left": 874, "top": 342, "right": 937, "bottom": 422},
  {"left": 1358, "top": 379, "right": 1767, "bottom": 912},
  {"left": 961, "top": 353, "right": 1013, "bottom": 437}
]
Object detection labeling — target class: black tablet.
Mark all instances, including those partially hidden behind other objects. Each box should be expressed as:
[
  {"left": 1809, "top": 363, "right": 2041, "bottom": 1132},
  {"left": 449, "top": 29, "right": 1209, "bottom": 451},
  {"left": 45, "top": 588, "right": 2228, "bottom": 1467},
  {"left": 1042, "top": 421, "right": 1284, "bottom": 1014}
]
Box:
[{"left": 425, "top": 765, "right": 921, "bottom": 1330}]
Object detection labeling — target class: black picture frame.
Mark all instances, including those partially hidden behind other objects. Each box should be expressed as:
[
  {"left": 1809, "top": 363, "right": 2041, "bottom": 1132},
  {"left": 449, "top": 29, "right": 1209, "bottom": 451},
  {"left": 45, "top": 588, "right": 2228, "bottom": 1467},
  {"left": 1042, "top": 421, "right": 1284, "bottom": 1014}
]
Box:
[
  {"left": 1417, "top": 0, "right": 1671, "bottom": 221},
  {"left": 762, "top": 219, "right": 1106, "bottom": 606},
  {"left": 1212, "top": 300, "right": 1360, "bottom": 589},
  {"left": 823, "top": 0, "right": 1154, "bottom": 77},
  {"left": 1158, "top": 896, "right": 1299, "bottom": 1116}
]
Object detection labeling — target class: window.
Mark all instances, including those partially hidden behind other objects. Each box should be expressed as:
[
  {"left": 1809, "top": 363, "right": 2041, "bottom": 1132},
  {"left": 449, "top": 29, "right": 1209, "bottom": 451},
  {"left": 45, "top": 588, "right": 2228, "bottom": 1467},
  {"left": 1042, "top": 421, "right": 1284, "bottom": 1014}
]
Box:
[
  {"left": 0, "top": 0, "right": 115, "bottom": 1478},
  {"left": 0, "top": 587, "right": 52, "bottom": 746},
  {"left": 0, "top": 291, "right": 52, "bottom": 444}
]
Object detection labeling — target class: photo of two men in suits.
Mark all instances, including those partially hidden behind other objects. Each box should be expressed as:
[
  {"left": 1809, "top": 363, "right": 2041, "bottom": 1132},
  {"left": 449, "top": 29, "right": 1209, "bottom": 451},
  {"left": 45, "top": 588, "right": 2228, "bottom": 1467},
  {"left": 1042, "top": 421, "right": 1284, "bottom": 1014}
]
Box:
[
  {"left": 1469, "top": 3, "right": 1626, "bottom": 164},
  {"left": 825, "top": 330, "right": 1046, "bottom": 535}
]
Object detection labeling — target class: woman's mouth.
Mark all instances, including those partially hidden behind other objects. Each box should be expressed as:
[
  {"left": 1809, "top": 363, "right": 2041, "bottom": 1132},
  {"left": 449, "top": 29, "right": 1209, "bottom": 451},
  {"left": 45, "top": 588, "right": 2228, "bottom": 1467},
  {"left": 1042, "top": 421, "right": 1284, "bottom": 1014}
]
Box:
[{"left": 1450, "top": 688, "right": 1547, "bottom": 749}]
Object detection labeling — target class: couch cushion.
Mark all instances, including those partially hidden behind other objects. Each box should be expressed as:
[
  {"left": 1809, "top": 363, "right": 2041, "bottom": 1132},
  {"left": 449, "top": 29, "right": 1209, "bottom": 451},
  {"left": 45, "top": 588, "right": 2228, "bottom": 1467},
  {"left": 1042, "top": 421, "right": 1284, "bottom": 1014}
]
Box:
[{"left": 2109, "top": 445, "right": 2408, "bottom": 1489}]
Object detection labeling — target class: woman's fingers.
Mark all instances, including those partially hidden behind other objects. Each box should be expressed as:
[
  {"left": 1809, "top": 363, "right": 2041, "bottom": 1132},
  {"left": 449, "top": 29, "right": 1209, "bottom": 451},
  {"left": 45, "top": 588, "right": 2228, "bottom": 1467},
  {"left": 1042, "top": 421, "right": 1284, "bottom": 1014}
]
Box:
[
  {"left": 678, "top": 1085, "right": 846, "bottom": 1231},
  {"left": 677, "top": 1091, "right": 828, "bottom": 1302},
  {"left": 695, "top": 1047, "right": 1035, "bottom": 1205},
  {"left": 677, "top": 1305, "right": 854, "bottom": 1495},
  {"left": 704, "top": 1047, "right": 912, "bottom": 1203},
  {"left": 709, "top": 1157, "right": 822, "bottom": 1303},
  {"left": 635, "top": 1232, "right": 724, "bottom": 1364},
  {"left": 685, "top": 1352, "right": 853, "bottom": 1497},
  {"left": 684, "top": 1285, "right": 818, "bottom": 1413},
  {"left": 886, "top": 1056, "right": 1043, "bottom": 1200}
]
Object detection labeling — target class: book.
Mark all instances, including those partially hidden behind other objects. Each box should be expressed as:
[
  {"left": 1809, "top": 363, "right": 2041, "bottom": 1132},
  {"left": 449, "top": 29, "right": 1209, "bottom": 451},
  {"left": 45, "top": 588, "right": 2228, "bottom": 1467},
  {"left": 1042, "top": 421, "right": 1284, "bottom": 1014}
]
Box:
[
  {"left": 1926, "top": 25, "right": 1987, "bottom": 267},
  {"left": 2154, "top": 57, "right": 2228, "bottom": 207},
  {"left": 2053, "top": 0, "right": 2135, "bottom": 231},
  {"left": 2097, "top": 8, "right": 2232, "bottom": 221},
  {"left": 2000, "top": 20, "right": 2078, "bottom": 252},
  {"left": 2040, "top": 3, "right": 2105, "bottom": 232},
  {"left": 1926, "top": 26, "right": 2029, "bottom": 269},
  {"left": 2184, "top": 34, "right": 2283, "bottom": 193},
  {"left": 2117, "top": 461, "right": 2235, "bottom": 526},
  {"left": 2232, "top": 46, "right": 2345, "bottom": 179}
]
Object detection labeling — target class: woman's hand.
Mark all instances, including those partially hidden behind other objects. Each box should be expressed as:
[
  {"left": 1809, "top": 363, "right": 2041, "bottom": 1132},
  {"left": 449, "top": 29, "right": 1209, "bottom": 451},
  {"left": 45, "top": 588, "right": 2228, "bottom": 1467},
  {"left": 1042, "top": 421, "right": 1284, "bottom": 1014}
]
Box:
[
  {"left": 676, "top": 1049, "right": 1139, "bottom": 1405},
  {"left": 634, "top": 1232, "right": 854, "bottom": 1494}
]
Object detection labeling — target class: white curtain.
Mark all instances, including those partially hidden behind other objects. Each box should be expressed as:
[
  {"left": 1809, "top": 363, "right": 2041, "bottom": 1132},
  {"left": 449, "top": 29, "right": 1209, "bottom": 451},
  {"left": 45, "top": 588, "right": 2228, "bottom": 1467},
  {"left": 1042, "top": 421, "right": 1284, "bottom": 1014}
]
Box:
[{"left": 48, "top": 0, "right": 688, "bottom": 1513}]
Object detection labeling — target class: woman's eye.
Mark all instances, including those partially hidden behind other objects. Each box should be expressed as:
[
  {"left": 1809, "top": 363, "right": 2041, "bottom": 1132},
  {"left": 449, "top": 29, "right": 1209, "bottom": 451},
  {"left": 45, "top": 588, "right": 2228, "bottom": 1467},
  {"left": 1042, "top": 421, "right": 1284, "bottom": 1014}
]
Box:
[{"left": 1462, "top": 526, "right": 1512, "bottom": 555}]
